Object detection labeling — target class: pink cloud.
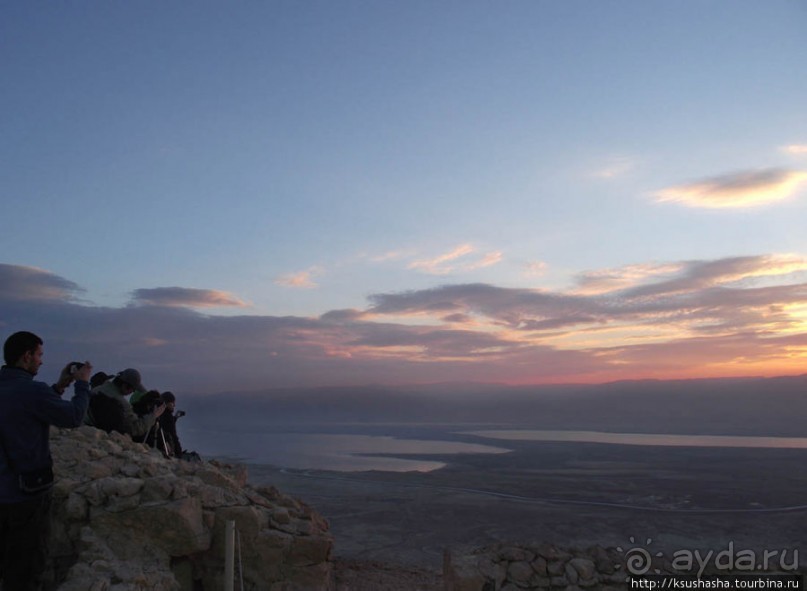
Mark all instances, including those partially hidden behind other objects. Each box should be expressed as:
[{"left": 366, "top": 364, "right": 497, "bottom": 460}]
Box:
[
  {"left": 407, "top": 244, "right": 504, "bottom": 275},
  {"left": 524, "top": 261, "right": 548, "bottom": 277},
  {"left": 407, "top": 244, "right": 476, "bottom": 275},
  {"left": 131, "top": 287, "right": 247, "bottom": 308},
  {"left": 3, "top": 254, "right": 807, "bottom": 391},
  {"left": 591, "top": 155, "right": 636, "bottom": 179},
  {"left": 781, "top": 144, "right": 807, "bottom": 155},
  {"left": 572, "top": 262, "right": 685, "bottom": 295},
  {"left": 655, "top": 168, "right": 807, "bottom": 209},
  {"left": 467, "top": 251, "right": 504, "bottom": 270},
  {"left": 274, "top": 267, "right": 322, "bottom": 289}
]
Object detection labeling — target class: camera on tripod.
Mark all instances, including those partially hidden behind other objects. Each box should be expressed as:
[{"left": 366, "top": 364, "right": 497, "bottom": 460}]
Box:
[{"left": 132, "top": 390, "right": 164, "bottom": 416}]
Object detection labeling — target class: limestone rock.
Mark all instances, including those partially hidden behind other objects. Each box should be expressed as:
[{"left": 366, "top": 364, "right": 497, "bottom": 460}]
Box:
[
  {"left": 508, "top": 560, "right": 534, "bottom": 584},
  {"left": 46, "top": 426, "right": 333, "bottom": 590},
  {"left": 568, "top": 557, "right": 596, "bottom": 581},
  {"left": 444, "top": 543, "right": 634, "bottom": 591}
]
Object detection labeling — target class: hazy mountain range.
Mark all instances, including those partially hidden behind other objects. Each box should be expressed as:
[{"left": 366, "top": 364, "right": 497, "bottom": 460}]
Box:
[{"left": 183, "top": 374, "right": 807, "bottom": 437}]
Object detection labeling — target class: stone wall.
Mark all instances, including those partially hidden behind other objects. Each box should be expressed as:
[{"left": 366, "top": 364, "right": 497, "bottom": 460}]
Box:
[
  {"left": 443, "top": 542, "right": 805, "bottom": 591},
  {"left": 46, "top": 426, "right": 334, "bottom": 591},
  {"left": 443, "top": 543, "right": 628, "bottom": 591}
]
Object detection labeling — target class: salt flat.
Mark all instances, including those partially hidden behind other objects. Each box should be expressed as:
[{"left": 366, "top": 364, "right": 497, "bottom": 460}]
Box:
[{"left": 247, "top": 435, "right": 807, "bottom": 573}]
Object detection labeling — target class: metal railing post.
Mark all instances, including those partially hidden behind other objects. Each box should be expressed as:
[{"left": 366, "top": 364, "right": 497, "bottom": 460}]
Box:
[{"left": 224, "top": 520, "right": 235, "bottom": 591}]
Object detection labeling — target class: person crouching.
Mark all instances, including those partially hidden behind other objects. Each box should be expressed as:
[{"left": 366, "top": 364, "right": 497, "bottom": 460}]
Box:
[{"left": 86, "top": 369, "right": 165, "bottom": 439}]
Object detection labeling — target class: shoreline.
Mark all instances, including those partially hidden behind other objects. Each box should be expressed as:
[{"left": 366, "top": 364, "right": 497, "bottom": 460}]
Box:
[{"left": 242, "top": 440, "right": 807, "bottom": 571}]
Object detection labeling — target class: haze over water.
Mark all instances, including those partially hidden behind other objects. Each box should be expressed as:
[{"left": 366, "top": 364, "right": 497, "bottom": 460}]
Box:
[
  {"left": 182, "top": 427, "right": 511, "bottom": 472},
  {"left": 183, "top": 424, "right": 807, "bottom": 473},
  {"left": 172, "top": 375, "right": 807, "bottom": 472},
  {"left": 463, "top": 430, "right": 807, "bottom": 449}
]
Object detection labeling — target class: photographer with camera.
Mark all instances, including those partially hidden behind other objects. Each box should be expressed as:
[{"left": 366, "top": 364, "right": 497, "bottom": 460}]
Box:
[
  {"left": 0, "top": 331, "right": 93, "bottom": 590},
  {"left": 131, "top": 390, "right": 167, "bottom": 454},
  {"left": 130, "top": 390, "right": 183, "bottom": 459},
  {"left": 86, "top": 368, "right": 165, "bottom": 439},
  {"left": 158, "top": 392, "right": 184, "bottom": 459}
]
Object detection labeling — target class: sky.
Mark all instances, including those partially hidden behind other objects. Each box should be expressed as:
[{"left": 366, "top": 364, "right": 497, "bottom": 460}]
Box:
[{"left": 2, "top": 1, "right": 807, "bottom": 394}]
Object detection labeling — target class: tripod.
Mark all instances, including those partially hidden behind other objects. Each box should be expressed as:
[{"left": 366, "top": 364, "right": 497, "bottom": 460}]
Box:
[{"left": 144, "top": 420, "right": 172, "bottom": 459}]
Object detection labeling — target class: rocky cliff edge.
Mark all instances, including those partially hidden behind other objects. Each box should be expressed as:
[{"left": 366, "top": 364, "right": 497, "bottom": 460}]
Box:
[{"left": 46, "top": 426, "right": 333, "bottom": 591}]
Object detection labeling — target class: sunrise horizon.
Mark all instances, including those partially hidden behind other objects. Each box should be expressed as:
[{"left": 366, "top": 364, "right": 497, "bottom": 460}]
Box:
[{"left": 3, "top": 2, "right": 806, "bottom": 395}]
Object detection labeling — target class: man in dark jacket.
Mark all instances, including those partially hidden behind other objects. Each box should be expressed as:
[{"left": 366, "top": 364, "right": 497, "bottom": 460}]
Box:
[{"left": 0, "top": 331, "right": 92, "bottom": 590}]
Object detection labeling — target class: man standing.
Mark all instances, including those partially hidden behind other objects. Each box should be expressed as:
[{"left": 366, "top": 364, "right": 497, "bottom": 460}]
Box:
[{"left": 0, "top": 331, "right": 92, "bottom": 590}]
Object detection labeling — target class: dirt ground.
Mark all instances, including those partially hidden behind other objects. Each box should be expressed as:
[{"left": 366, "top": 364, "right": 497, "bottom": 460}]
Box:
[
  {"left": 248, "top": 439, "right": 807, "bottom": 583},
  {"left": 333, "top": 559, "right": 441, "bottom": 591}
]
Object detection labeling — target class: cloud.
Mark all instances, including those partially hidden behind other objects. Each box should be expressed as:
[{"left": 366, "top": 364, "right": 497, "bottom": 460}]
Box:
[
  {"left": 320, "top": 309, "right": 366, "bottom": 323},
  {"left": 467, "top": 251, "right": 503, "bottom": 270},
  {"left": 591, "top": 155, "right": 636, "bottom": 179},
  {"left": 366, "top": 249, "right": 413, "bottom": 263},
  {"left": 407, "top": 244, "right": 503, "bottom": 275},
  {"left": 781, "top": 145, "right": 807, "bottom": 155},
  {"left": 369, "top": 283, "right": 596, "bottom": 329},
  {"left": 369, "top": 254, "right": 807, "bottom": 344},
  {"left": 617, "top": 254, "right": 807, "bottom": 300},
  {"left": 130, "top": 287, "right": 247, "bottom": 308},
  {"left": 274, "top": 267, "right": 322, "bottom": 289},
  {"left": 572, "top": 255, "right": 807, "bottom": 299},
  {"left": 2, "top": 255, "right": 807, "bottom": 392},
  {"left": 572, "top": 262, "right": 687, "bottom": 295},
  {"left": 524, "top": 261, "right": 548, "bottom": 277},
  {"left": 442, "top": 313, "right": 473, "bottom": 324},
  {"left": 0, "top": 263, "right": 84, "bottom": 302},
  {"left": 655, "top": 168, "right": 807, "bottom": 209},
  {"left": 346, "top": 324, "right": 514, "bottom": 359},
  {"left": 408, "top": 244, "right": 476, "bottom": 275}
]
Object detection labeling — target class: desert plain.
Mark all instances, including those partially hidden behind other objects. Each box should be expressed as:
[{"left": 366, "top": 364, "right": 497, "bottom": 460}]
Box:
[{"left": 246, "top": 431, "right": 807, "bottom": 584}]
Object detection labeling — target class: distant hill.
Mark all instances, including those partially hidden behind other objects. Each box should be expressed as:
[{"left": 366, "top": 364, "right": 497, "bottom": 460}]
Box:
[{"left": 183, "top": 375, "right": 807, "bottom": 437}]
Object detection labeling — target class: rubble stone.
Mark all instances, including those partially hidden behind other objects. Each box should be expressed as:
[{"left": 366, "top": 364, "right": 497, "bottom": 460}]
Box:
[{"left": 46, "top": 426, "right": 333, "bottom": 590}]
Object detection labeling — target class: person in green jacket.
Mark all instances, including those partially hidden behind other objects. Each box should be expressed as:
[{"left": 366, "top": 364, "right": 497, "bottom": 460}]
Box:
[{"left": 86, "top": 368, "right": 165, "bottom": 439}]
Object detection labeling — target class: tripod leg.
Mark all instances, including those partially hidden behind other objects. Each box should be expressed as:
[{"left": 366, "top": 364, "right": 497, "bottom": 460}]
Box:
[{"left": 159, "top": 427, "right": 170, "bottom": 458}]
